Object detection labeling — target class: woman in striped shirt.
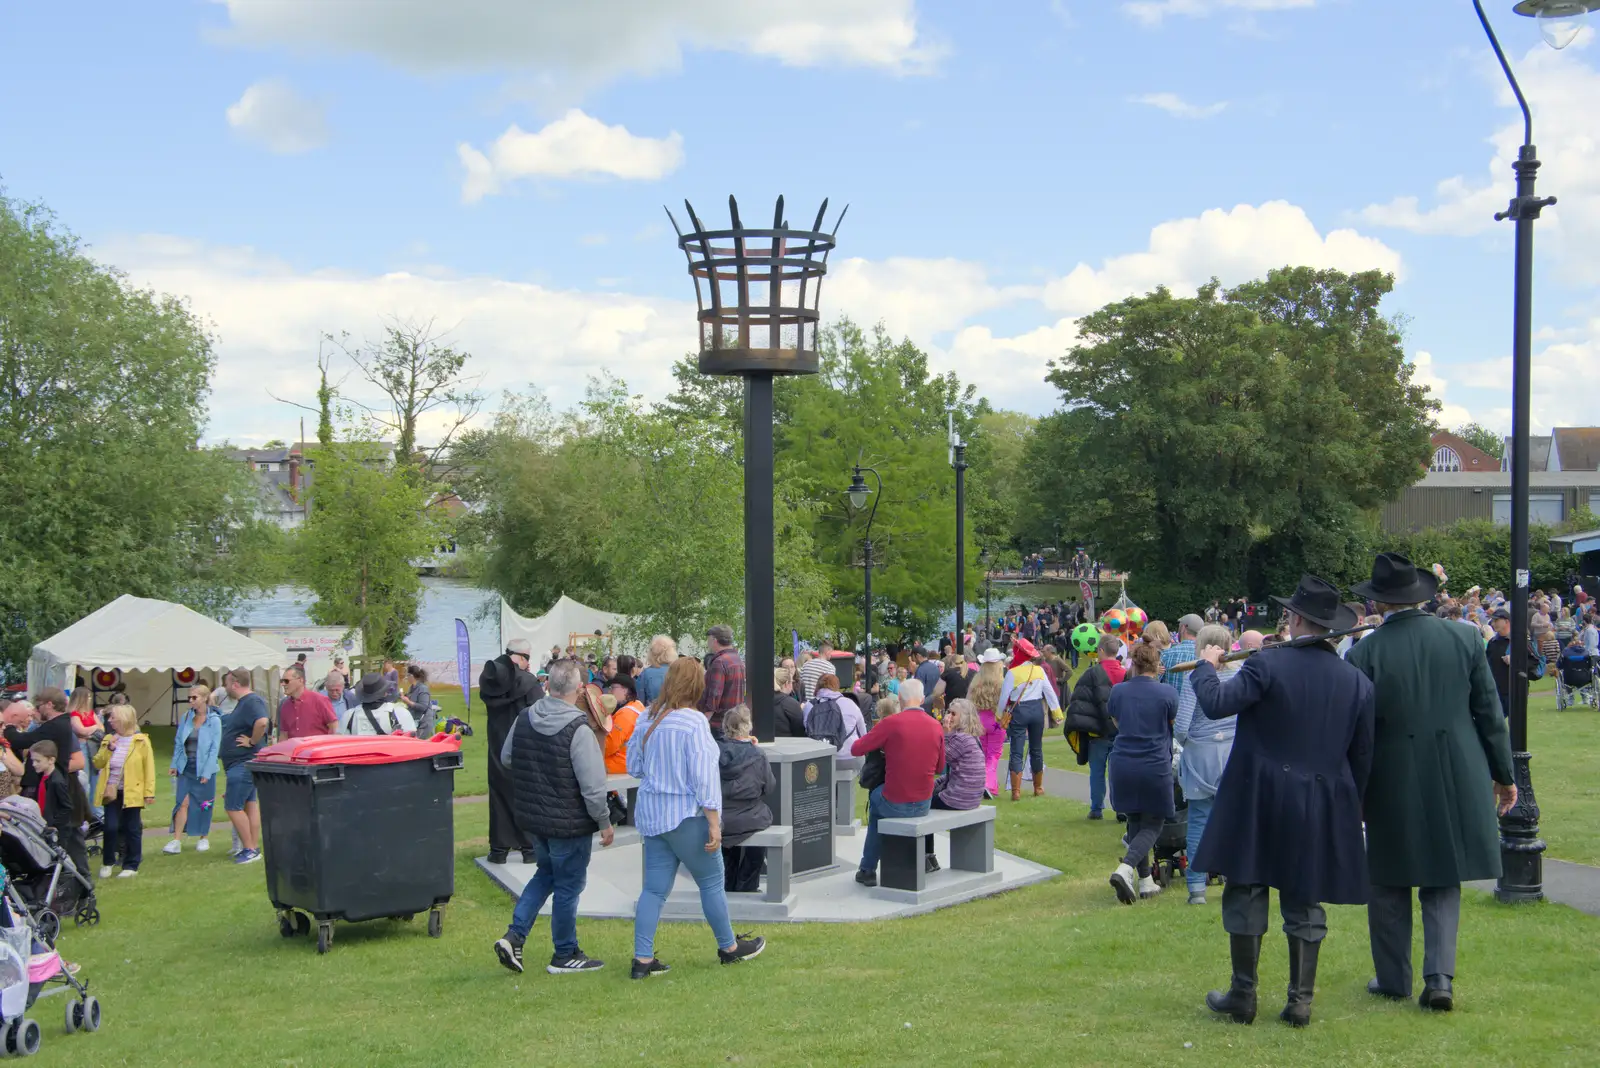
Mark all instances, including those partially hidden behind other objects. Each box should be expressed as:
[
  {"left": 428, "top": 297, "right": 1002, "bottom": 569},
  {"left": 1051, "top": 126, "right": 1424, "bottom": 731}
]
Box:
[{"left": 627, "top": 657, "right": 765, "bottom": 980}]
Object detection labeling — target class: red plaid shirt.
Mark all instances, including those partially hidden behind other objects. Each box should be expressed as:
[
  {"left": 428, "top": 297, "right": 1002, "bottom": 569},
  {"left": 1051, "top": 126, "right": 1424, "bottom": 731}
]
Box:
[{"left": 699, "top": 647, "right": 747, "bottom": 733}]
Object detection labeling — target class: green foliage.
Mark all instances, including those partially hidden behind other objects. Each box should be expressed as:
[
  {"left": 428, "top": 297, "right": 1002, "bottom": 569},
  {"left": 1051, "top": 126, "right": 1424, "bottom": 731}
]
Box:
[
  {"left": 1028, "top": 268, "right": 1436, "bottom": 622},
  {"left": 1452, "top": 422, "right": 1505, "bottom": 460},
  {"left": 295, "top": 443, "right": 442, "bottom": 658},
  {"left": 0, "top": 192, "right": 277, "bottom": 677},
  {"left": 1383, "top": 510, "right": 1593, "bottom": 597}
]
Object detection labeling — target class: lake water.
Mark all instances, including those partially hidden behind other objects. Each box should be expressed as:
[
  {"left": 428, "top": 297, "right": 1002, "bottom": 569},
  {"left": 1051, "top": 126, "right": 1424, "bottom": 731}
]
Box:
[{"left": 230, "top": 578, "right": 502, "bottom": 661}]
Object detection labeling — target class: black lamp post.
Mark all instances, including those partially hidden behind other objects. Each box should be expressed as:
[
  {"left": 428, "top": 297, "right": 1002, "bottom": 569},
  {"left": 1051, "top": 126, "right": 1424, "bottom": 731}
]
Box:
[
  {"left": 1475, "top": 0, "right": 1596, "bottom": 903},
  {"left": 950, "top": 418, "right": 968, "bottom": 657},
  {"left": 669, "top": 195, "right": 845, "bottom": 741},
  {"left": 847, "top": 465, "right": 882, "bottom": 691}
]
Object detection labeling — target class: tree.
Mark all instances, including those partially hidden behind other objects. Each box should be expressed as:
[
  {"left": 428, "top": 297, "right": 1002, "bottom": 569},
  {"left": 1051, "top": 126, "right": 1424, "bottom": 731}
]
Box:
[
  {"left": 0, "top": 192, "right": 276, "bottom": 677},
  {"left": 1032, "top": 268, "right": 1435, "bottom": 620},
  {"left": 1452, "top": 422, "right": 1504, "bottom": 460},
  {"left": 295, "top": 443, "right": 442, "bottom": 657},
  {"left": 338, "top": 320, "right": 484, "bottom": 474}
]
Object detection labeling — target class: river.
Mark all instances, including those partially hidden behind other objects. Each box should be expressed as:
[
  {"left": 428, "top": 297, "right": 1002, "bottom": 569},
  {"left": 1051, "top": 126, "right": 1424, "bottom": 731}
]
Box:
[{"left": 229, "top": 578, "right": 501, "bottom": 661}]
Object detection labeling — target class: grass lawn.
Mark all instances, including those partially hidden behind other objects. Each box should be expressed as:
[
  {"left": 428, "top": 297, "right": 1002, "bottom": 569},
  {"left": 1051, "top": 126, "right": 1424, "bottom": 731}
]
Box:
[{"left": 40, "top": 689, "right": 1600, "bottom": 1068}]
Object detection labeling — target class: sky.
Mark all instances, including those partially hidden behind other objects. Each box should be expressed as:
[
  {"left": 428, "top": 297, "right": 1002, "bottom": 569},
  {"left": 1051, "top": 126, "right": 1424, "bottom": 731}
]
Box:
[{"left": 2, "top": 0, "right": 1598, "bottom": 446}]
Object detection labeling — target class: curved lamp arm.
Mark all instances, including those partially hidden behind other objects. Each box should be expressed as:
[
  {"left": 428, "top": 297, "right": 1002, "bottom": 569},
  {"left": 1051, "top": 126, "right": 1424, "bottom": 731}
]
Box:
[{"left": 1475, "top": 0, "right": 1533, "bottom": 147}]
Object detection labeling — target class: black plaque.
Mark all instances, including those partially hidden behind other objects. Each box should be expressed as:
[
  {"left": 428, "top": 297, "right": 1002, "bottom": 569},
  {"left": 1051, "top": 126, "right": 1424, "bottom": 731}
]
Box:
[{"left": 789, "top": 758, "right": 834, "bottom": 873}]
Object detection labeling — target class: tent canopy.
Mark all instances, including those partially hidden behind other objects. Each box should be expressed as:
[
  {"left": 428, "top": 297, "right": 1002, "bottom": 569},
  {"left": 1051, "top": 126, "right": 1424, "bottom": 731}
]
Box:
[
  {"left": 500, "top": 595, "right": 631, "bottom": 659},
  {"left": 28, "top": 594, "right": 292, "bottom": 692}
]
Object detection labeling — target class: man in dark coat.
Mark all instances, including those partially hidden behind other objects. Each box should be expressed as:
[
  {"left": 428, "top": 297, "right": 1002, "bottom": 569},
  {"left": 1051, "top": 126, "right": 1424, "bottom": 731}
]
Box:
[
  {"left": 1189, "top": 575, "right": 1375, "bottom": 1028},
  {"left": 1346, "top": 553, "right": 1516, "bottom": 1013},
  {"left": 479, "top": 638, "right": 544, "bottom": 864}
]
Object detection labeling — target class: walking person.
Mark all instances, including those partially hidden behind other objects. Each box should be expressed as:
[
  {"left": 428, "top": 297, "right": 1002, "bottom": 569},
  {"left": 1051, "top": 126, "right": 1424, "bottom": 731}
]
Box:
[
  {"left": 1065, "top": 635, "right": 1122, "bottom": 819},
  {"left": 492, "top": 659, "right": 614, "bottom": 976},
  {"left": 479, "top": 639, "right": 543, "bottom": 865},
  {"left": 1174, "top": 624, "right": 1239, "bottom": 904},
  {"left": 629, "top": 658, "right": 765, "bottom": 980},
  {"left": 1346, "top": 553, "right": 1516, "bottom": 1012},
  {"left": 92, "top": 704, "right": 156, "bottom": 878},
  {"left": 1106, "top": 643, "right": 1178, "bottom": 904},
  {"left": 997, "top": 638, "right": 1060, "bottom": 800},
  {"left": 967, "top": 651, "right": 1008, "bottom": 798},
  {"left": 1188, "top": 576, "right": 1374, "bottom": 1028},
  {"left": 165, "top": 683, "right": 221, "bottom": 855}
]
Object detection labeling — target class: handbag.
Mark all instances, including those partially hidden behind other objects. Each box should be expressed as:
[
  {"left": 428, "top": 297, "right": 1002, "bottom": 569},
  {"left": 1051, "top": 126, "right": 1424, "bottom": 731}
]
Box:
[{"left": 858, "top": 750, "right": 887, "bottom": 792}]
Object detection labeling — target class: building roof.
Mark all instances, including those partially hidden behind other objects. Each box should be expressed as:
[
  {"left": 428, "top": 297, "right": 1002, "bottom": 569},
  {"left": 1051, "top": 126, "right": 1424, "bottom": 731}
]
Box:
[
  {"left": 1550, "top": 529, "right": 1600, "bottom": 554},
  {"left": 1502, "top": 436, "right": 1553, "bottom": 471},
  {"left": 1414, "top": 470, "right": 1600, "bottom": 489},
  {"left": 1553, "top": 428, "right": 1600, "bottom": 473},
  {"left": 1429, "top": 431, "right": 1499, "bottom": 473}
]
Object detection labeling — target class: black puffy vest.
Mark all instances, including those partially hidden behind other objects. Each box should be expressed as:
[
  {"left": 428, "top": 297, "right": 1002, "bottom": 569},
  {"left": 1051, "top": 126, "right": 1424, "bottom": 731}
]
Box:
[{"left": 510, "top": 711, "right": 599, "bottom": 840}]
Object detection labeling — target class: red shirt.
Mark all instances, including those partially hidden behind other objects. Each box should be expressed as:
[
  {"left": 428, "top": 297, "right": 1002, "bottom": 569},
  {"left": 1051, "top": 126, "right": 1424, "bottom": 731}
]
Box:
[
  {"left": 278, "top": 691, "right": 337, "bottom": 739},
  {"left": 1102, "top": 659, "right": 1127, "bottom": 685},
  {"left": 851, "top": 709, "right": 947, "bottom": 804}
]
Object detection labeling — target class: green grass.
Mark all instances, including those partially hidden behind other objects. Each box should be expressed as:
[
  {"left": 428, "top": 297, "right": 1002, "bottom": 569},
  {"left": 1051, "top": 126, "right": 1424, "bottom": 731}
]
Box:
[{"left": 38, "top": 719, "right": 1600, "bottom": 1068}]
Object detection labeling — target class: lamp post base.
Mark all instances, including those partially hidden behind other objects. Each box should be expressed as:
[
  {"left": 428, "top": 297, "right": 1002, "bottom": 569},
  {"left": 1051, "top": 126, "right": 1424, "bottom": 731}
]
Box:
[{"left": 1495, "top": 751, "right": 1544, "bottom": 904}]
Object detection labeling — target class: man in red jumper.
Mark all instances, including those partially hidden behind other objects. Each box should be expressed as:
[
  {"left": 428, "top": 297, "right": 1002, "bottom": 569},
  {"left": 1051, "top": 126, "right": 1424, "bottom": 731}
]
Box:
[{"left": 850, "top": 678, "right": 946, "bottom": 887}]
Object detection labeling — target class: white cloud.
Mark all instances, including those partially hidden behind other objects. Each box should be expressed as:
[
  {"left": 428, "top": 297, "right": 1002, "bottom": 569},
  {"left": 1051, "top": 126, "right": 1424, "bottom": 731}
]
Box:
[
  {"left": 458, "top": 110, "right": 683, "bottom": 201},
  {"left": 1123, "top": 0, "right": 1314, "bottom": 28},
  {"left": 944, "top": 319, "right": 1082, "bottom": 413},
  {"left": 1130, "top": 92, "right": 1227, "bottom": 119},
  {"left": 216, "top": 0, "right": 939, "bottom": 99},
  {"left": 224, "top": 78, "right": 327, "bottom": 153},
  {"left": 826, "top": 257, "right": 1034, "bottom": 338},
  {"left": 1358, "top": 37, "right": 1600, "bottom": 282},
  {"left": 1040, "top": 201, "right": 1403, "bottom": 315},
  {"left": 1409, "top": 350, "right": 1472, "bottom": 428}
]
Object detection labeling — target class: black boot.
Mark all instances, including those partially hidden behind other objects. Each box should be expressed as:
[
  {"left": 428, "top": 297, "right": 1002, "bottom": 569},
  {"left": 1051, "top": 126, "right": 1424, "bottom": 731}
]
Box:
[
  {"left": 1205, "top": 934, "right": 1260, "bottom": 1024},
  {"left": 1279, "top": 935, "right": 1320, "bottom": 1027}
]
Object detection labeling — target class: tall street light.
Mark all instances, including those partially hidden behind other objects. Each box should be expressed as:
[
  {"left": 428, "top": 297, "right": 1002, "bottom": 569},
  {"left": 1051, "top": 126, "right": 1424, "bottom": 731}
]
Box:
[
  {"left": 668, "top": 195, "right": 845, "bottom": 741},
  {"left": 950, "top": 415, "right": 968, "bottom": 657},
  {"left": 1475, "top": 0, "right": 1596, "bottom": 903},
  {"left": 847, "top": 464, "right": 882, "bottom": 692}
]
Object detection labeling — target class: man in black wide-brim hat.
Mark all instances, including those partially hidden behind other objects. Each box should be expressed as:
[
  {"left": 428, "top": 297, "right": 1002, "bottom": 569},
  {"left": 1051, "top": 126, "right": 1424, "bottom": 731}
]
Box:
[
  {"left": 1187, "top": 575, "right": 1376, "bottom": 1028},
  {"left": 1346, "top": 552, "right": 1515, "bottom": 1014}
]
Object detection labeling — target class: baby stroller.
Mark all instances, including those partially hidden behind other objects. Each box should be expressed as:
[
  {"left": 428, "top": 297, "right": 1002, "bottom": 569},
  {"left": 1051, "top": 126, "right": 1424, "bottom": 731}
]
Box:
[
  {"left": 1556, "top": 646, "right": 1599, "bottom": 710},
  {"left": 0, "top": 894, "right": 101, "bottom": 1056},
  {"left": 0, "top": 801, "right": 99, "bottom": 946},
  {"left": 1150, "top": 781, "right": 1189, "bottom": 889}
]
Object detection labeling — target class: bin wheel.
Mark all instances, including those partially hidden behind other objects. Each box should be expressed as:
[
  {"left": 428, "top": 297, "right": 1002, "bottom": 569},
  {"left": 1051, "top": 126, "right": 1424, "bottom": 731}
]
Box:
[
  {"left": 81, "top": 997, "right": 101, "bottom": 1033},
  {"left": 16, "top": 1018, "right": 39, "bottom": 1056},
  {"left": 400, "top": 913, "right": 414, "bottom": 923},
  {"left": 428, "top": 909, "right": 443, "bottom": 938},
  {"left": 317, "top": 923, "right": 333, "bottom": 955},
  {"left": 36, "top": 911, "right": 59, "bottom": 947},
  {"left": 278, "top": 913, "right": 295, "bottom": 939},
  {"left": 295, "top": 912, "right": 311, "bottom": 936}
]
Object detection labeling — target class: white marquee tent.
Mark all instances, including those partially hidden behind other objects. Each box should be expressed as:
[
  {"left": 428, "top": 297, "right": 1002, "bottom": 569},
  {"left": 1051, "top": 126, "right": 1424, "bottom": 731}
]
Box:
[
  {"left": 27, "top": 595, "right": 292, "bottom": 723},
  {"left": 498, "top": 595, "right": 705, "bottom": 660}
]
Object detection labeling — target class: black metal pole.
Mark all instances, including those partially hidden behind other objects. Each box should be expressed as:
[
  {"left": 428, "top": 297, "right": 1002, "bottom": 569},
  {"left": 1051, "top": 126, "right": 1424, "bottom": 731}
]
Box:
[
  {"left": 954, "top": 443, "right": 967, "bottom": 658},
  {"left": 1475, "top": 0, "right": 1550, "bottom": 903},
  {"left": 745, "top": 373, "right": 776, "bottom": 741},
  {"left": 863, "top": 538, "right": 873, "bottom": 692}
]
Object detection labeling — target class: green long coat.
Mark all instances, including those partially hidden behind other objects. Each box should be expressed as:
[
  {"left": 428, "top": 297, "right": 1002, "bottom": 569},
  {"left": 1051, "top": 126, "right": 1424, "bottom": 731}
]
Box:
[{"left": 1347, "top": 610, "right": 1514, "bottom": 886}]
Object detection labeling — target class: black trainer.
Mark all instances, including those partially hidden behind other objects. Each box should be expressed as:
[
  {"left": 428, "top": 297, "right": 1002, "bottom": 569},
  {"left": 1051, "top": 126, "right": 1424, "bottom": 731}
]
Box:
[
  {"left": 493, "top": 936, "right": 524, "bottom": 974},
  {"left": 548, "top": 950, "right": 605, "bottom": 975},
  {"left": 519, "top": 850, "right": 538, "bottom": 865},
  {"left": 718, "top": 935, "right": 765, "bottom": 965},
  {"left": 631, "top": 957, "right": 671, "bottom": 980},
  {"left": 487, "top": 850, "right": 509, "bottom": 864},
  {"left": 855, "top": 869, "right": 877, "bottom": 887}
]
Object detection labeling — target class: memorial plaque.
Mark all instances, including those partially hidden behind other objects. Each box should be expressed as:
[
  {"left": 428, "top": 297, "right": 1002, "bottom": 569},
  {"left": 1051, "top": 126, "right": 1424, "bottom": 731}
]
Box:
[{"left": 789, "top": 758, "right": 834, "bottom": 873}]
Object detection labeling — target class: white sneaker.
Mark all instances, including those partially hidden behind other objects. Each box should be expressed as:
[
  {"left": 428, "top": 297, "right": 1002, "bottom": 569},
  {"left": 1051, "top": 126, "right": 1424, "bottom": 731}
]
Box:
[
  {"left": 1138, "top": 875, "right": 1162, "bottom": 899},
  {"left": 162, "top": 840, "right": 182, "bottom": 855},
  {"left": 98, "top": 867, "right": 113, "bottom": 880},
  {"left": 1110, "top": 863, "right": 1138, "bottom": 905},
  {"left": 117, "top": 869, "right": 137, "bottom": 878},
  {"left": 196, "top": 838, "right": 210, "bottom": 853}
]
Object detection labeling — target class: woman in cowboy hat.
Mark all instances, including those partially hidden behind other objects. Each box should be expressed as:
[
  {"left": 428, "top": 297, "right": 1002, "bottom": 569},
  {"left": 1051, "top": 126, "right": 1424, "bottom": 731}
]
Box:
[
  {"left": 1346, "top": 552, "right": 1515, "bottom": 1014},
  {"left": 1188, "top": 575, "right": 1376, "bottom": 1029},
  {"left": 996, "top": 637, "right": 1060, "bottom": 800}
]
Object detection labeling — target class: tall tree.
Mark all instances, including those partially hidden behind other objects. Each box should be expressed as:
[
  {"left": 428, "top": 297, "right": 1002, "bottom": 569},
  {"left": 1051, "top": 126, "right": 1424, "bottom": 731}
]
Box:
[
  {"left": 1451, "top": 422, "right": 1505, "bottom": 460},
  {"left": 0, "top": 192, "right": 275, "bottom": 676},
  {"left": 338, "top": 320, "right": 483, "bottom": 474}
]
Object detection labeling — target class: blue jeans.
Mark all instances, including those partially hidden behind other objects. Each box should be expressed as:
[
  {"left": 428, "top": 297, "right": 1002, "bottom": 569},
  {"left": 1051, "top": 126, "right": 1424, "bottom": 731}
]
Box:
[
  {"left": 508, "top": 834, "right": 593, "bottom": 957},
  {"left": 634, "top": 815, "right": 735, "bottom": 959},
  {"left": 1006, "top": 699, "right": 1046, "bottom": 774},
  {"left": 1185, "top": 795, "right": 1215, "bottom": 891},
  {"left": 1087, "top": 738, "right": 1112, "bottom": 814},
  {"left": 860, "top": 786, "right": 931, "bottom": 874}
]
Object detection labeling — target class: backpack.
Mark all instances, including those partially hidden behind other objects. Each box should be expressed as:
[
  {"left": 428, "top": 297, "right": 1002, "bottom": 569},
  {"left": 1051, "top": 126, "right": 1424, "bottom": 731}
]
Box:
[
  {"left": 805, "top": 695, "right": 847, "bottom": 751},
  {"left": 1529, "top": 641, "right": 1547, "bottom": 681}
]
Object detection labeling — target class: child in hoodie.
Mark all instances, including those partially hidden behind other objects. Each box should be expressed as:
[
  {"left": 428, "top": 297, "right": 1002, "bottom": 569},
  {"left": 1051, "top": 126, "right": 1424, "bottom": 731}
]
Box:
[{"left": 717, "top": 706, "right": 775, "bottom": 893}]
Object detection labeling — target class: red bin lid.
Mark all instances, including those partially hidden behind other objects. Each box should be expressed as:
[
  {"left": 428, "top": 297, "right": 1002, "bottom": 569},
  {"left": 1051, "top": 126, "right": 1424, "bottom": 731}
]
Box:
[{"left": 252, "top": 734, "right": 463, "bottom": 767}]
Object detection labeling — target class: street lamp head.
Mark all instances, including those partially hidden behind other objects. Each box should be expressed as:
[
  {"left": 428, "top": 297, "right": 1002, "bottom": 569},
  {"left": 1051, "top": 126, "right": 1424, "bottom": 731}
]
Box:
[
  {"left": 847, "top": 468, "right": 870, "bottom": 511},
  {"left": 1513, "top": 0, "right": 1599, "bottom": 49}
]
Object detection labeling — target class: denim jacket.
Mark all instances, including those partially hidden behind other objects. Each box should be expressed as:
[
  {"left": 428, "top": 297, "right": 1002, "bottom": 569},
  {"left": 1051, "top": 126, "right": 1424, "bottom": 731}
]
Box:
[{"left": 171, "top": 709, "right": 222, "bottom": 779}]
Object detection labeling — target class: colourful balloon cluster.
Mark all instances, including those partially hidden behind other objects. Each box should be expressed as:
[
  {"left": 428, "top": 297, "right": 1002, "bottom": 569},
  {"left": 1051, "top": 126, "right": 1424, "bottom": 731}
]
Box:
[
  {"left": 1100, "top": 608, "right": 1127, "bottom": 635},
  {"left": 1124, "top": 606, "right": 1148, "bottom": 641},
  {"left": 1070, "top": 622, "right": 1100, "bottom": 653}
]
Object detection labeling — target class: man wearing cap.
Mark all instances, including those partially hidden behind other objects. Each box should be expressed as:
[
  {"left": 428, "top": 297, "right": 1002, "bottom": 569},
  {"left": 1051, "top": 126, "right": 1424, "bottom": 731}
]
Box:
[
  {"left": 1189, "top": 576, "right": 1375, "bottom": 1028},
  {"left": 479, "top": 639, "right": 544, "bottom": 865},
  {"left": 1483, "top": 608, "right": 1527, "bottom": 718},
  {"left": 1346, "top": 553, "right": 1516, "bottom": 1014},
  {"left": 1162, "top": 614, "right": 1204, "bottom": 698},
  {"left": 699, "top": 625, "right": 745, "bottom": 737}
]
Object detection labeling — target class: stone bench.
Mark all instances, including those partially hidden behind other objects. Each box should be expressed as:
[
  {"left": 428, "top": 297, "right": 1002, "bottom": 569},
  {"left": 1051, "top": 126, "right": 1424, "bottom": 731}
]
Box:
[
  {"left": 834, "top": 764, "right": 861, "bottom": 836},
  {"left": 605, "top": 773, "right": 641, "bottom": 826},
  {"left": 639, "top": 824, "right": 794, "bottom": 905},
  {"left": 876, "top": 807, "right": 996, "bottom": 893}
]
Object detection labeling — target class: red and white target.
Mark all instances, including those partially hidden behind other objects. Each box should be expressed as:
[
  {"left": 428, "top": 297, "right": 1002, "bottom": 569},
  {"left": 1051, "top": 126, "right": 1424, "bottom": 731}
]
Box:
[{"left": 92, "top": 668, "right": 122, "bottom": 689}]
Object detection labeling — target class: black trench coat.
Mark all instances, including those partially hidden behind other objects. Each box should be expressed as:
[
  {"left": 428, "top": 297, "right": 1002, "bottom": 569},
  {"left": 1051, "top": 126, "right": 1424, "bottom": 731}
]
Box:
[{"left": 1189, "top": 642, "right": 1375, "bottom": 905}]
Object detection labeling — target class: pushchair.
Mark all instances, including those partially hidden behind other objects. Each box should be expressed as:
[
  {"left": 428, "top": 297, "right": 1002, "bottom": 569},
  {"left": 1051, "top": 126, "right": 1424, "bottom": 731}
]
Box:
[
  {"left": 1556, "top": 647, "right": 1599, "bottom": 710},
  {"left": 0, "top": 801, "right": 99, "bottom": 946},
  {"left": 0, "top": 893, "right": 101, "bottom": 1055},
  {"left": 1149, "top": 781, "right": 1189, "bottom": 889}
]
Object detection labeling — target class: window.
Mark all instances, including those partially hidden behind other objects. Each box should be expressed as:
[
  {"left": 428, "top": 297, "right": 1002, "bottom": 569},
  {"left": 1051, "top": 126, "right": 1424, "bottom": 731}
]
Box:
[
  {"left": 1589, "top": 492, "right": 1600, "bottom": 516},
  {"left": 261, "top": 462, "right": 279, "bottom": 472},
  {"left": 1493, "top": 493, "right": 1564, "bottom": 525},
  {"left": 1429, "top": 446, "right": 1462, "bottom": 473}
]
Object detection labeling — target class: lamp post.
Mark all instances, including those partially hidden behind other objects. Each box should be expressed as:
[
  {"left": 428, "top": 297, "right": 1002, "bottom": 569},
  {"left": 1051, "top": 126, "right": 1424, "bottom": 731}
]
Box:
[
  {"left": 847, "top": 465, "right": 882, "bottom": 691},
  {"left": 1475, "top": 0, "right": 1596, "bottom": 903},
  {"left": 950, "top": 416, "right": 968, "bottom": 657},
  {"left": 669, "top": 195, "right": 845, "bottom": 741}
]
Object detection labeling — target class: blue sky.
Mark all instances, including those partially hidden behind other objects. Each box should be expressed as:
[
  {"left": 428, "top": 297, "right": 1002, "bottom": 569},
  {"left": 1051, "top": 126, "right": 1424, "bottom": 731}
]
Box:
[{"left": 3, "top": 1, "right": 1597, "bottom": 444}]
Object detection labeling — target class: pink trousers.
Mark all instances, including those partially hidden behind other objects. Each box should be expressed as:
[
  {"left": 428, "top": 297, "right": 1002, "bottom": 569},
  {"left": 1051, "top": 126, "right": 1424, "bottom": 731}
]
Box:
[{"left": 977, "top": 709, "right": 1006, "bottom": 794}]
